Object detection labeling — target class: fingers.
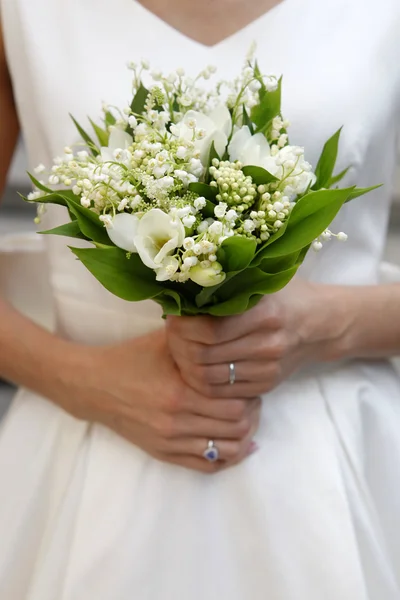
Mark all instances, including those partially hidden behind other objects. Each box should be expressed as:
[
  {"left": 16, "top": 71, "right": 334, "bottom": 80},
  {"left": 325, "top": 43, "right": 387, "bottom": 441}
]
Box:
[
  {"left": 163, "top": 437, "right": 253, "bottom": 462},
  {"left": 167, "top": 302, "right": 281, "bottom": 346},
  {"left": 185, "top": 391, "right": 260, "bottom": 421}
]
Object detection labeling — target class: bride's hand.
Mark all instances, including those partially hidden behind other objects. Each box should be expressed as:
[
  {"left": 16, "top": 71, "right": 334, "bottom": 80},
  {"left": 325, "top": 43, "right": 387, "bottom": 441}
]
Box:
[
  {"left": 62, "top": 329, "right": 260, "bottom": 473},
  {"left": 167, "top": 279, "right": 345, "bottom": 398}
]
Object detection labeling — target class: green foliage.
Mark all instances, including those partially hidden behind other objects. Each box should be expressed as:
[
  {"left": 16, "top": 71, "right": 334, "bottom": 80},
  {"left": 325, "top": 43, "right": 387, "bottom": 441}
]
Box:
[
  {"left": 217, "top": 236, "right": 257, "bottom": 273},
  {"left": 188, "top": 182, "right": 218, "bottom": 201},
  {"left": 130, "top": 83, "right": 149, "bottom": 114},
  {"left": 313, "top": 128, "right": 342, "bottom": 190},
  {"left": 69, "top": 115, "right": 99, "bottom": 157},
  {"left": 89, "top": 118, "right": 109, "bottom": 147},
  {"left": 242, "top": 105, "right": 254, "bottom": 134},
  {"left": 69, "top": 246, "right": 162, "bottom": 301},
  {"left": 251, "top": 77, "right": 282, "bottom": 132},
  {"left": 242, "top": 165, "right": 278, "bottom": 185},
  {"left": 255, "top": 187, "right": 354, "bottom": 261},
  {"left": 39, "top": 220, "right": 89, "bottom": 240}
]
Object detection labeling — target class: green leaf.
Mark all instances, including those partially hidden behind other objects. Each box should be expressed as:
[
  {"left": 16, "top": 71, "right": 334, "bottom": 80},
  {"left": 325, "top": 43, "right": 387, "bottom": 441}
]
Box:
[
  {"left": 66, "top": 200, "right": 111, "bottom": 245},
  {"left": 27, "top": 174, "right": 53, "bottom": 194},
  {"left": 254, "top": 61, "right": 267, "bottom": 100},
  {"left": 130, "top": 83, "right": 149, "bottom": 114},
  {"left": 242, "top": 105, "right": 254, "bottom": 134},
  {"left": 242, "top": 165, "right": 278, "bottom": 185},
  {"left": 21, "top": 190, "right": 68, "bottom": 208},
  {"left": 257, "top": 187, "right": 354, "bottom": 260},
  {"left": 39, "top": 220, "right": 88, "bottom": 240},
  {"left": 328, "top": 167, "right": 350, "bottom": 187},
  {"left": 105, "top": 111, "right": 116, "bottom": 127},
  {"left": 258, "top": 249, "right": 305, "bottom": 273},
  {"left": 188, "top": 182, "right": 218, "bottom": 201},
  {"left": 89, "top": 118, "right": 109, "bottom": 147},
  {"left": 205, "top": 265, "right": 298, "bottom": 316},
  {"left": 313, "top": 128, "right": 342, "bottom": 190},
  {"left": 202, "top": 200, "right": 217, "bottom": 218},
  {"left": 345, "top": 184, "right": 382, "bottom": 202},
  {"left": 251, "top": 77, "right": 282, "bottom": 132},
  {"left": 70, "top": 115, "right": 99, "bottom": 157},
  {"left": 217, "top": 236, "right": 257, "bottom": 273},
  {"left": 69, "top": 246, "right": 162, "bottom": 301},
  {"left": 154, "top": 290, "right": 182, "bottom": 317}
]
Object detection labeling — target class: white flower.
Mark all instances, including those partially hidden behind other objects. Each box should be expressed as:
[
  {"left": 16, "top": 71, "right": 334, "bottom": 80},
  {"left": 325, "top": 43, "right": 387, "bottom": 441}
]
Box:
[
  {"left": 128, "top": 116, "right": 138, "bottom": 129},
  {"left": 100, "top": 128, "right": 133, "bottom": 163},
  {"left": 208, "top": 221, "right": 223, "bottom": 236},
  {"left": 214, "top": 202, "right": 227, "bottom": 218},
  {"left": 183, "top": 237, "right": 195, "bottom": 250},
  {"left": 194, "top": 196, "right": 207, "bottom": 210},
  {"left": 34, "top": 163, "right": 46, "bottom": 174},
  {"left": 176, "top": 145, "right": 190, "bottom": 160},
  {"left": 265, "top": 76, "right": 279, "bottom": 92},
  {"left": 134, "top": 209, "right": 185, "bottom": 269},
  {"left": 312, "top": 241, "right": 323, "bottom": 252},
  {"left": 243, "top": 219, "right": 256, "bottom": 233},
  {"left": 337, "top": 232, "right": 348, "bottom": 242},
  {"left": 105, "top": 212, "right": 139, "bottom": 252},
  {"left": 172, "top": 106, "right": 232, "bottom": 164},
  {"left": 228, "top": 126, "right": 276, "bottom": 172},
  {"left": 183, "top": 215, "right": 196, "bottom": 228},
  {"left": 225, "top": 209, "right": 238, "bottom": 222},
  {"left": 155, "top": 257, "right": 180, "bottom": 281},
  {"left": 189, "top": 263, "right": 226, "bottom": 287}
]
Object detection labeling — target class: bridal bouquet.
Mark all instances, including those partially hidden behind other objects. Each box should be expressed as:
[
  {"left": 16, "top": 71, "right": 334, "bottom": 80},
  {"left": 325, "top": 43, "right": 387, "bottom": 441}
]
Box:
[{"left": 24, "top": 54, "right": 376, "bottom": 316}]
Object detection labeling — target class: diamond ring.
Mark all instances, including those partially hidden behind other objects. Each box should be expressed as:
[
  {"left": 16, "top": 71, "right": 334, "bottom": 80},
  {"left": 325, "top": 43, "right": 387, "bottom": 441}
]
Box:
[
  {"left": 229, "top": 362, "right": 236, "bottom": 385},
  {"left": 203, "top": 440, "right": 219, "bottom": 462}
]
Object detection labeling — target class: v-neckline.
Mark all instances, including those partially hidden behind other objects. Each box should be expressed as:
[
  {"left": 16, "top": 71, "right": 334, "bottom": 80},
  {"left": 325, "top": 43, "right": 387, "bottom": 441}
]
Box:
[{"left": 131, "top": 0, "right": 291, "bottom": 49}]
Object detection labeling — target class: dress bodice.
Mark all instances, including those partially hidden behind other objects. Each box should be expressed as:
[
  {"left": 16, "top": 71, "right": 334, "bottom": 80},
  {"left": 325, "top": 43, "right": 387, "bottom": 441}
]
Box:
[{"left": 1, "top": 0, "right": 400, "bottom": 343}]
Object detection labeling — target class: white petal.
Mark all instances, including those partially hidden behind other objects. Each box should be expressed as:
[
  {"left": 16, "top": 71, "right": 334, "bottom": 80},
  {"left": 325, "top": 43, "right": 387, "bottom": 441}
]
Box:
[
  {"left": 183, "top": 110, "right": 216, "bottom": 132},
  {"left": 155, "top": 257, "right": 179, "bottom": 281},
  {"left": 106, "top": 213, "right": 138, "bottom": 252},
  {"left": 198, "top": 131, "right": 228, "bottom": 165},
  {"left": 209, "top": 105, "right": 232, "bottom": 137},
  {"left": 228, "top": 126, "right": 252, "bottom": 162},
  {"left": 100, "top": 147, "right": 114, "bottom": 163},
  {"left": 135, "top": 209, "right": 185, "bottom": 269},
  {"left": 108, "top": 128, "right": 133, "bottom": 151}
]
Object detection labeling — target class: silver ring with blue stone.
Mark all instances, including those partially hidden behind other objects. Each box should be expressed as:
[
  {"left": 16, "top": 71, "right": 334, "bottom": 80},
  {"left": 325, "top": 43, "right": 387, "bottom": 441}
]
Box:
[{"left": 203, "top": 440, "right": 219, "bottom": 462}]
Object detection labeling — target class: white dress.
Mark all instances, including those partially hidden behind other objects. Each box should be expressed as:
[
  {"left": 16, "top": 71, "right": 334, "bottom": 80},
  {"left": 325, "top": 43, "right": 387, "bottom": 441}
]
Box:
[{"left": 1, "top": 0, "right": 400, "bottom": 598}]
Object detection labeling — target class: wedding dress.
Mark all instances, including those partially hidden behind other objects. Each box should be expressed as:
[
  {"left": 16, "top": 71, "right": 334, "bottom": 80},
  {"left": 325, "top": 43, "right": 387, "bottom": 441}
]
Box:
[{"left": 1, "top": 0, "right": 400, "bottom": 598}]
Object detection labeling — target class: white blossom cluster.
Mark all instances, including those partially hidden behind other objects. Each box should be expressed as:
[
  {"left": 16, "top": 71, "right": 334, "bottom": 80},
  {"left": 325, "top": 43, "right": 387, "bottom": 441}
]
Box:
[{"left": 30, "top": 55, "right": 346, "bottom": 287}]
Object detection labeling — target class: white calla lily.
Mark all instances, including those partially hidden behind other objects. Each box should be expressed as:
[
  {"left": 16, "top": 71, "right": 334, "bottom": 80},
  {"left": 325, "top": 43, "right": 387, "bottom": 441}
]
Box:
[
  {"left": 228, "top": 126, "right": 277, "bottom": 173},
  {"left": 189, "top": 263, "right": 226, "bottom": 287},
  {"left": 135, "top": 208, "right": 185, "bottom": 269},
  {"left": 105, "top": 212, "right": 139, "bottom": 252},
  {"left": 173, "top": 106, "right": 232, "bottom": 164},
  {"left": 100, "top": 128, "right": 133, "bottom": 162}
]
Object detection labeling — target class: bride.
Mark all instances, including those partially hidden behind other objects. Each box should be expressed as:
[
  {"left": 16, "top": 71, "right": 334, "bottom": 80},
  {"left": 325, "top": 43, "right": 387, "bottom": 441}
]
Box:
[{"left": 1, "top": 0, "right": 400, "bottom": 598}]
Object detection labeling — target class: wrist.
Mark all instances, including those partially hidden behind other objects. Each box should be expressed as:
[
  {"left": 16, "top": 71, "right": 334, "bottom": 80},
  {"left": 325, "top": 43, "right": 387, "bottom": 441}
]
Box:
[{"left": 301, "top": 282, "right": 355, "bottom": 363}]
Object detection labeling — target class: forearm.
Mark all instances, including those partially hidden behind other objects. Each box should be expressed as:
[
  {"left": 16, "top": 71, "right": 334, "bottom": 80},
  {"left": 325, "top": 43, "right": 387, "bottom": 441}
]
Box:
[
  {"left": 0, "top": 296, "right": 75, "bottom": 404},
  {"left": 316, "top": 283, "right": 400, "bottom": 361}
]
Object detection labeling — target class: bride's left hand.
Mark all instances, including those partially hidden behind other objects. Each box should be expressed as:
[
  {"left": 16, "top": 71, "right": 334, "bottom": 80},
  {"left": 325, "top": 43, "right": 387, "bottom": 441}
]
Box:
[{"left": 167, "top": 279, "right": 345, "bottom": 398}]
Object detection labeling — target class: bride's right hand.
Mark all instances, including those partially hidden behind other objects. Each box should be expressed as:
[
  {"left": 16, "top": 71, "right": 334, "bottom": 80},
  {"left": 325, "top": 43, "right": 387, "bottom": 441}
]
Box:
[{"left": 61, "top": 329, "right": 260, "bottom": 473}]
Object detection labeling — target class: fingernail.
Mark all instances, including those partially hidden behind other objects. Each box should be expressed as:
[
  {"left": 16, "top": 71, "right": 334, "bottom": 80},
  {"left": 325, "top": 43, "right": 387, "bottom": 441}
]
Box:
[{"left": 247, "top": 441, "right": 259, "bottom": 455}]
